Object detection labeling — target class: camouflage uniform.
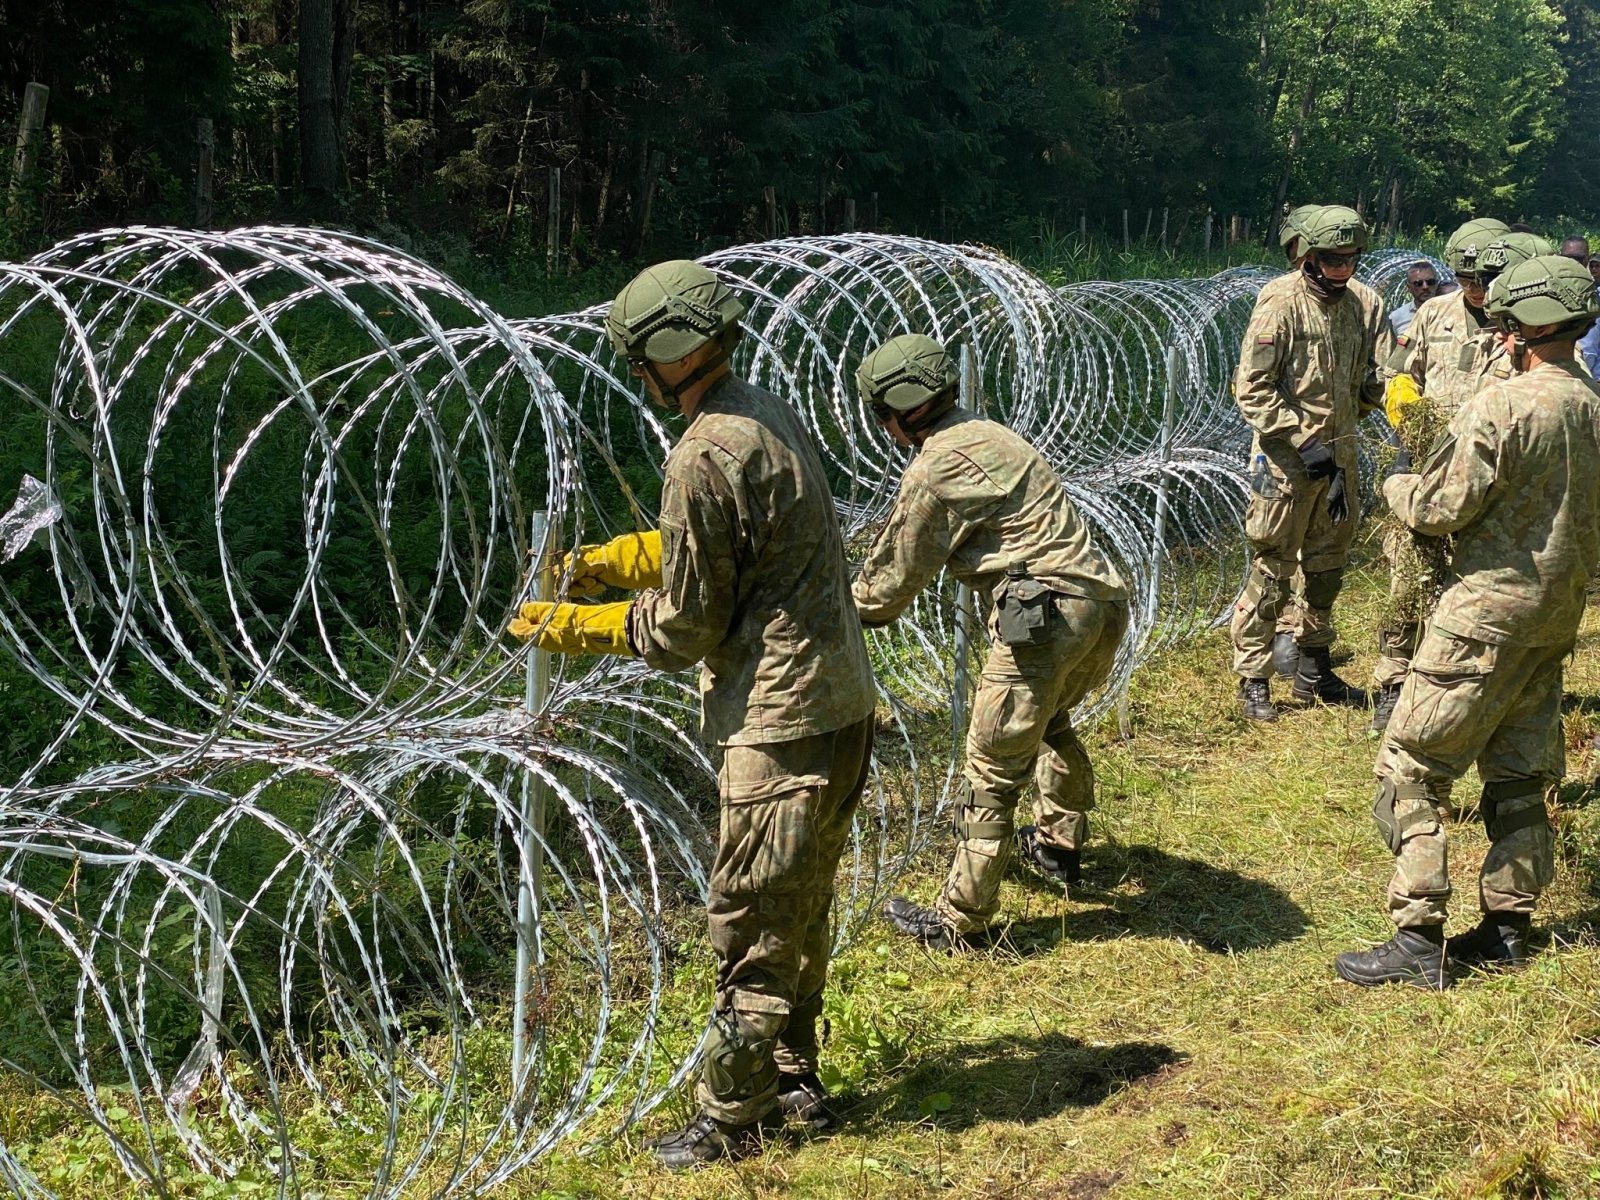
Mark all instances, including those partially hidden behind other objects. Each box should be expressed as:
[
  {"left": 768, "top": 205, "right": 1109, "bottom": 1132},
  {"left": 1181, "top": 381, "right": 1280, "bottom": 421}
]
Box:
[
  {"left": 1375, "top": 291, "right": 1505, "bottom": 688},
  {"left": 1230, "top": 272, "right": 1390, "bottom": 677},
  {"left": 1374, "top": 360, "right": 1600, "bottom": 928},
  {"left": 854, "top": 408, "right": 1128, "bottom": 934},
  {"left": 628, "top": 375, "right": 876, "bottom": 1125}
]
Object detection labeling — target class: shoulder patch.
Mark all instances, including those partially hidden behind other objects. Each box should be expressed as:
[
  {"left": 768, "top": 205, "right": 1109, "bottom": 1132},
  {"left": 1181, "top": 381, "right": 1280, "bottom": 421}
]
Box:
[
  {"left": 1256, "top": 335, "right": 1275, "bottom": 345},
  {"left": 1396, "top": 334, "right": 1410, "bottom": 347}
]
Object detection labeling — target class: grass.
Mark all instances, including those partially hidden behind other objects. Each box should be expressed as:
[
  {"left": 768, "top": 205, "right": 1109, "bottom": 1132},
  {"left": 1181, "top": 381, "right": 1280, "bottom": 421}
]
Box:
[
  {"left": 508, "top": 540, "right": 1600, "bottom": 1200},
  {"left": 6, "top": 526, "right": 1600, "bottom": 1199}
]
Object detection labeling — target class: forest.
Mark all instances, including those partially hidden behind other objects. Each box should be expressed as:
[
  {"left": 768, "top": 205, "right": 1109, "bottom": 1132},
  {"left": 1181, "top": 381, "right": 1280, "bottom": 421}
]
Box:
[{"left": 3, "top": 0, "right": 1598, "bottom": 265}]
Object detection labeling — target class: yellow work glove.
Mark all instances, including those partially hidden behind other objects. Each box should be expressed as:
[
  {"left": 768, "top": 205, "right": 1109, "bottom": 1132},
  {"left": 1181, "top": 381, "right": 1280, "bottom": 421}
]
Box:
[
  {"left": 1385, "top": 374, "right": 1423, "bottom": 428},
  {"left": 507, "top": 601, "right": 635, "bottom": 655},
  {"left": 558, "top": 530, "right": 663, "bottom": 598}
]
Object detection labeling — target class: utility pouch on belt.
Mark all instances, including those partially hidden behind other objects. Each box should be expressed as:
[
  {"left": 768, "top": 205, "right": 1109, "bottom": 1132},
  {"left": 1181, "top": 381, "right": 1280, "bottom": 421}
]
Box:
[{"left": 995, "top": 562, "right": 1054, "bottom": 647}]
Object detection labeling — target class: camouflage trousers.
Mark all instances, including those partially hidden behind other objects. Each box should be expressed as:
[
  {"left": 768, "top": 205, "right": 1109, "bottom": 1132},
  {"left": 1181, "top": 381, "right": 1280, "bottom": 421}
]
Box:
[
  {"left": 698, "top": 715, "right": 873, "bottom": 1125},
  {"left": 1372, "top": 625, "right": 1563, "bottom": 929},
  {"left": 937, "top": 595, "right": 1129, "bottom": 933},
  {"left": 1230, "top": 446, "right": 1359, "bottom": 678}
]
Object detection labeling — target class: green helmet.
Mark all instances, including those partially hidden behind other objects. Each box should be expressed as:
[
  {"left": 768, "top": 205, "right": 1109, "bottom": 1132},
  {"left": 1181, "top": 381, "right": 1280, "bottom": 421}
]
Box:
[
  {"left": 1279, "top": 203, "right": 1322, "bottom": 253},
  {"left": 856, "top": 334, "right": 958, "bottom": 413},
  {"left": 1479, "top": 232, "right": 1556, "bottom": 277},
  {"left": 1484, "top": 255, "right": 1600, "bottom": 331},
  {"left": 605, "top": 260, "right": 746, "bottom": 363},
  {"left": 1443, "top": 217, "right": 1511, "bottom": 275},
  {"left": 1301, "top": 205, "right": 1369, "bottom": 252}
]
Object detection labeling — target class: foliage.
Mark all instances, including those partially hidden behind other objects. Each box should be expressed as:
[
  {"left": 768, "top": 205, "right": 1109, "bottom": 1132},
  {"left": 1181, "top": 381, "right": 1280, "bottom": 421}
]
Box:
[{"left": 2, "top": 0, "right": 1597, "bottom": 262}]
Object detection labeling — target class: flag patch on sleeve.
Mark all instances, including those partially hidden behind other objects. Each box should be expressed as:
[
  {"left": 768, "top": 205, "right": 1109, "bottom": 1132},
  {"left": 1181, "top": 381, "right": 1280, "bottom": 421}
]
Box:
[{"left": 1256, "top": 335, "right": 1274, "bottom": 345}]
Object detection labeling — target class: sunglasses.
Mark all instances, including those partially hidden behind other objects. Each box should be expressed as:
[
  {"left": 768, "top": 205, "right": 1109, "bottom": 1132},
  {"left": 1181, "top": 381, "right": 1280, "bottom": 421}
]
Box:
[
  {"left": 626, "top": 357, "right": 649, "bottom": 378},
  {"left": 869, "top": 402, "right": 896, "bottom": 425},
  {"left": 1317, "top": 250, "right": 1360, "bottom": 269},
  {"left": 1455, "top": 272, "right": 1487, "bottom": 288},
  {"left": 1408, "top": 278, "right": 1439, "bottom": 289}
]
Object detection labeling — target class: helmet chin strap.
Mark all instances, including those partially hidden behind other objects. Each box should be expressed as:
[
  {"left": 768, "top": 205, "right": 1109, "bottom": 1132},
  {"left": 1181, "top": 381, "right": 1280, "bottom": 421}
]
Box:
[
  {"left": 1302, "top": 256, "right": 1348, "bottom": 300},
  {"left": 897, "top": 388, "right": 958, "bottom": 435},
  {"left": 641, "top": 332, "right": 738, "bottom": 413}
]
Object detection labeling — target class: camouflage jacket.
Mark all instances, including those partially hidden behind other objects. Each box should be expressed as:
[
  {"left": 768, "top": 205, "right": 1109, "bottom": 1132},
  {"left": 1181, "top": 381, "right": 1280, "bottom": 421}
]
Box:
[
  {"left": 1384, "top": 360, "right": 1600, "bottom": 646},
  {"left": 852, "top": 408, "right": 1127, "bottom": 627},
  {"left": 1386, "top": 290, "right": 1502, "bottom": 417},
  {"left": 627, "top": 375, "right": 875, "bottom": 746},
  {"left": 1234, "top": 271, "right": 1390, "bottom": 459}
]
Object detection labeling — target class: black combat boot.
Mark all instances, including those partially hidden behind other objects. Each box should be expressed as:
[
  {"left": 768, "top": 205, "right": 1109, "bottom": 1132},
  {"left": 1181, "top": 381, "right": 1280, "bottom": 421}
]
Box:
[
  {"left": 776, "top": 1071, "right": 835, "bottom": 1131},
  {"left": 1239, "top": 676, "right": 1278, "bottom": 722},
  {"left": 1449, "top": 912, "right": 1532, "bottom": 971},
  {"left": 1016, "top": 825, "right": 1081, "bottom": 884},
  {"left": 884, "top": 896, "right": 965, "bottom": 951},
  {"left": 1291, "top": 645, "right": 1368, "bottom": 708},
  {"left": 1271, "top": 631, "right": 1301, "bottom": 680},
  {"left": 650, "top": 1110, "right": 779, "bottom": 1169},
  {"left": 1333, "top": 924, "right": 1449, "bottom": 990},
  {"left": 1369, "top": 683, "right": 1403, "bottom": 733}
]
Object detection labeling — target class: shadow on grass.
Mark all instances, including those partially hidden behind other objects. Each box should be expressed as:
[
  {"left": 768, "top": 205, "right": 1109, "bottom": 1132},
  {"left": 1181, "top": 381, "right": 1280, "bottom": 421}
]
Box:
[
  {"left": 865, "top": 1031, "right": 1184, "bottom": 1131},
  {"left": 1009, "top": 842, "right": 1309, "bottom": 953}
]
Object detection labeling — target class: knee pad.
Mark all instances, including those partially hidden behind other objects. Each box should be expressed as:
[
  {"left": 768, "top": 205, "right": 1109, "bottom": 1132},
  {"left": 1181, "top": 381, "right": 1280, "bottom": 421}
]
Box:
[
  {"left": 1372, "top": 778, "right": 1435, "bottom": 854},
  {"left": 952, "top": 779, "right": 1012, "bottom": 841},
  {"left": 702, "top": 1008, "right": 779, "bottom": 1106},
  {"left": 1303, "top": 569, "right": 1343, "bottom": 612},
  {"left": 1481, "top": 779, "right": 1551, "bottom": 841}
]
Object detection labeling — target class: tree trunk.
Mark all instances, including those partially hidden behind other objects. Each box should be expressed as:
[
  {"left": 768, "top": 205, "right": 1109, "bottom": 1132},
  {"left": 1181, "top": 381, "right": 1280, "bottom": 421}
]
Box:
[
  {"left": 299, "top": 0, "right": 339, "bottom": 198},
  {"left": 1271, "top": 16, "right": 1338, "bottom": 229}
]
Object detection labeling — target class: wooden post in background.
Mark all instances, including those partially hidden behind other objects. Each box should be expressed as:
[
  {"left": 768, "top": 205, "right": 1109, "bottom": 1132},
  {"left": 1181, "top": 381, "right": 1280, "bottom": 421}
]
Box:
[
  {"left": 763, "top": 186, "right": 777, "bottom": 239},
  {"left": 1143, "top": 208, "right": 1153, "bottom": 241},
  {"left": 1203, "top": 210, "right": 1213, "bottom": 255},
  {"left": 9, "top": 82, "right": 49, "bottom": 219},
  {"left": 843, "top": 196, "right": 856, "bottom": 232},
  {"left": 1160, "top": 206, "right": 1170, "bottom": 250},
  {"left": 1078, "top": 211, "right": 1087, "bottom": 241},
  {"left": 1122, "top": 208, "right": 1130, "bottom": 251},
  {"left": 195, "top": 118, "right": 215, "bottom": 226},
  {"left": 546, "top": 166, "right": 561, "bottom": 273}
]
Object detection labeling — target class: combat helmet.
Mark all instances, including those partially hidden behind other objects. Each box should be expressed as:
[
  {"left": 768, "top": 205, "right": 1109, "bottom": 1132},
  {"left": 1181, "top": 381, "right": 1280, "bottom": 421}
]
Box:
[
  {"left": 1484, "top": 255, "right": 1600, "bottom": 337},
  {"left": 857, "top": 334, "right": 960, "bottom": 432},
  {"left": 1444, "top": 218, "right": 1511, "bottom": 276},
  {"left": 1301, "top": 205, "right": 1369, "bottom": 253},
  {"left": 1479, "top": 232, "right": 1556, "bottom": 280},
  {"left": 606, "top": 260, "right": 745, "bottom": 408},
  {"left": 1279, "top": 203, "right": 1322, "bottom": 259}
]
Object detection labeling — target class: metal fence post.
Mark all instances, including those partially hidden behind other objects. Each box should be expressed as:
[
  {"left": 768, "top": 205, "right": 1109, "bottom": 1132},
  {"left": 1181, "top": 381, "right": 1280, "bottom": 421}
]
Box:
[{"left": 512, "top": 510, "right": 552, "bottom": 1101}]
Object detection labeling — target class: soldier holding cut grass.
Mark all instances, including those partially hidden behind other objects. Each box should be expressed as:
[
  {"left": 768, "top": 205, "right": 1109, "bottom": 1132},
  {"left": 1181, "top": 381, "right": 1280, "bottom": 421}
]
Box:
[
  {"left": 509, "top": 260, "right": 875, "bottom": 1165},
  {"left": 849, "top": 334, "right": 1129, "bottom": 949},
  {"left": 1335, "top": 255, "right": 1600, "bottom": 990}
]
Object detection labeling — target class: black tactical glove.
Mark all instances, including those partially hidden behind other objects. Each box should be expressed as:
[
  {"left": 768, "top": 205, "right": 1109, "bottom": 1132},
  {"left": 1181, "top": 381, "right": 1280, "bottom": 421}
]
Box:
[
  {"left": 1326, "top": 465, "right": 1350, "bottom": 524},
  {"left": 1390, "top": 445, "right": 1413, "bottom": 476},
  {"left": 1297, "top": 436, "right": 1337, "bottom": 481}
]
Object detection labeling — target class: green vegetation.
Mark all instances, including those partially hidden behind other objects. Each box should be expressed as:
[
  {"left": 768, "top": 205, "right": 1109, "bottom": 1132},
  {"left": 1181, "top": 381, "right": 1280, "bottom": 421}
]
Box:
[
  {"left": 3, "top": 0, "right": 1599, "bottom": 265},
  {"left": 5, "top": 555, "right": 1600, "bottom": 1198}
]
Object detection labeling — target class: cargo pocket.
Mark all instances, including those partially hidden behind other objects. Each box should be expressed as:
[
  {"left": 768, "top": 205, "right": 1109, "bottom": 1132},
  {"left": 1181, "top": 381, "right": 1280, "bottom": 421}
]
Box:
[
  {"left": 715, "top": 748, "right": 825, "bottom": 898},
  {"left": 1399, "top": 631, "right": 1496, "bottom": 756},
  {"left": 1244, "top": 469, "right": 1296, "bottom": 556}
]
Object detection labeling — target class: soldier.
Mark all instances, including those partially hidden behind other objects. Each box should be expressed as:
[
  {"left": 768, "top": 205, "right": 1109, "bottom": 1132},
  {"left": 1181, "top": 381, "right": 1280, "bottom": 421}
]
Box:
[
  {"left": 1369, "top": 219, "right": 1519, "bottom": 730},
  {"left": 848, "top": 334, "right": 1129, "bottom": 948},
  {"left": 508, "top": 260, "right": 876, "bottom": 1164},
  {"left": 1334, "top": 255, "right": 1600, "bottom": 989},
  {"left": 1230, "top": 205, "right": 1390, "bottom": 721}
]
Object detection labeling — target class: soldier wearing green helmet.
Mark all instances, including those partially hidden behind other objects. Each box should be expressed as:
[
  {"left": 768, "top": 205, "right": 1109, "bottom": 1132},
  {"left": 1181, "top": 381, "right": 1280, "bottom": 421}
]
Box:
[
  {"left": 1371, "top": 218, "right": 1520, "bottom": 731},
  {"left": 1336, "top": 254, "right": 1600, "bottom": 989},
  {"left": 509, "top": 259, "right": 876, "bottom": 1165},
  {"left": 850, "top": 334, "right": 1129, "bottom": 947},
  {"left": 1279, "top": 202, "right": 1323, "bottom": 267},
  {"left": 1231, "top": 204, "right": 1391, "bottom": 720}
]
